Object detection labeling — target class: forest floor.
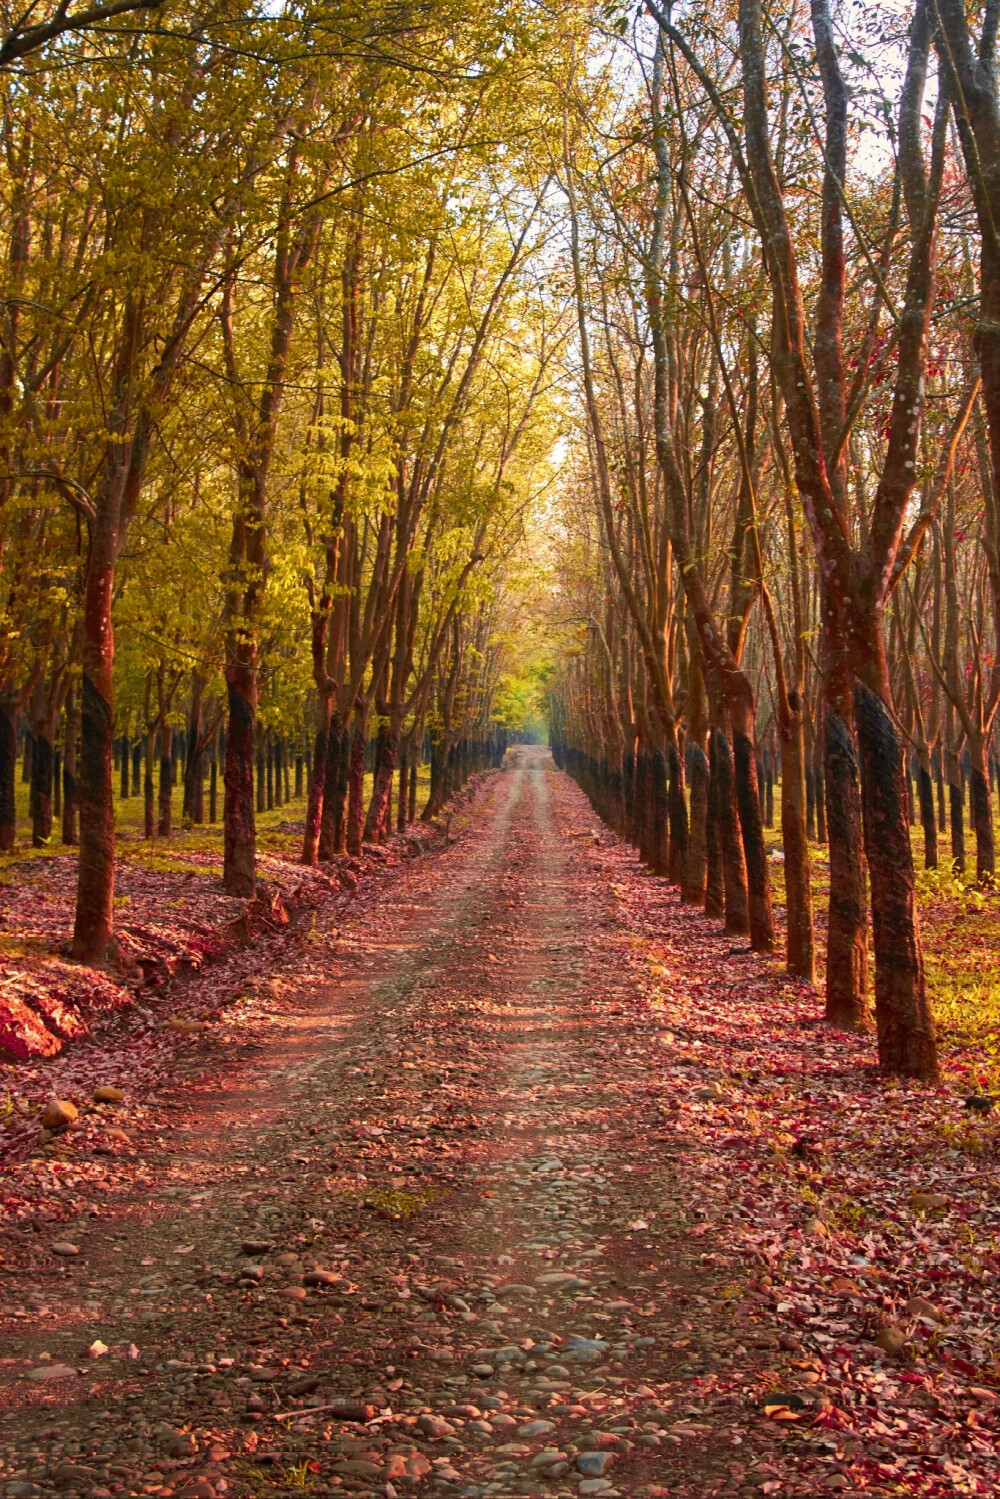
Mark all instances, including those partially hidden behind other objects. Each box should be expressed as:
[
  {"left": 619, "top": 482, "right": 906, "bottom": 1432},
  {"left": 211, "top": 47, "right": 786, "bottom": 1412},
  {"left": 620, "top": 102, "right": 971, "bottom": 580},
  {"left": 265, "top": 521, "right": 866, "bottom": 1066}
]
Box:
[{"left": 0, "top": 748, "right": 999, "bottom": 1499}]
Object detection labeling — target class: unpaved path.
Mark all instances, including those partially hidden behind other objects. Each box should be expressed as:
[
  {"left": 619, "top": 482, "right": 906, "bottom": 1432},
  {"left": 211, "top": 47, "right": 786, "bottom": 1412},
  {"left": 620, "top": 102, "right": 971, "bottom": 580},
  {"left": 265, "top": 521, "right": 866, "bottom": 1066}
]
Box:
[{"left": 0, "top": 751, "right": 805, "bottom": 1499}]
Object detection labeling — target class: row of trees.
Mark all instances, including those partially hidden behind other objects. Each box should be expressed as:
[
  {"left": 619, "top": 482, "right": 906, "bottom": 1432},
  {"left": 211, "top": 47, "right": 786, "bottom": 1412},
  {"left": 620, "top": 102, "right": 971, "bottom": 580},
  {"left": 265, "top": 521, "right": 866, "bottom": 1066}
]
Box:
[
  {"left": 0, "top": 1, "right": 566, "bottom": 959},
  {"left": 548, "top": 0, "right": 1000, "bottom": 1082}
]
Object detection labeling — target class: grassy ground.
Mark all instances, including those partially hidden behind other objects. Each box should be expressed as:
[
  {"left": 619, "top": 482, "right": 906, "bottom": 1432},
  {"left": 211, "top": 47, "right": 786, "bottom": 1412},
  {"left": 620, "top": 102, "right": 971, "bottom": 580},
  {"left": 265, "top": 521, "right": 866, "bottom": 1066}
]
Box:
[
  {"left": 0, "top": 761, "right": 433, "bottom": 877},
  {"left": 762, "top": 800, "right": 1000, "bottom": 1093}
]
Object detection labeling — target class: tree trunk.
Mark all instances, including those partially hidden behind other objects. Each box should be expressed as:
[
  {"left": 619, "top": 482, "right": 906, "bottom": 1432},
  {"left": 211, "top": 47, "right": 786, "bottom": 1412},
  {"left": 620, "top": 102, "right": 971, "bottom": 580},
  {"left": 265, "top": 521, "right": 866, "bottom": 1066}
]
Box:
[
  {"left": 712, "top": 725, "right": 749, "bottom": 935},
  {"left": 62, "top": 682, "right": 79, "bottom": 846},
  {"left": 158, "top": 723, "right": 172, "bottom": 838},
  {"left": 916, "top": 751, "right": 937, "bottom": 869},
  {"left": 72, "top": 499, "right": 120, "bottom": 964},
  {"left": 824, "top": 706, "right": 869, "bottom": 1028},
  {"left": 30, "top": 720, "right": 54, "bottom": 848},
  {"left": 780, "top": 712, "right": 815, "bottom": 982},
  {"left": 144, "top": 731, "right": 155, "bottom": 839},
  {"left": 732, "top": 720, "right": 775, "bottom": 952},
  {"left": 854, "top": 681, "right": 938, "bottom": 1078},
  {"left": 667, "top": 740, "right": 689, "bottom": 887},
  {"left": 302, "top": 717, "right": 329, "bottom": 866},
  {"left": 364, "top": 722, "right": 398, "bottom": 843},
  {"left": 209, "top": 738, "right": 218, "bottom": 824},
  {"left": 650, "top": 745, "right": 669, "bottom": 876},
  {"left": 422, "top": 740, "right": 446, "bottom": 821},
  {"left": 704, "top": 738, "right": 725, "bottom": 920},
  {"left": 346, "top": 707, "right": 368, "bottom": 855},
  {"left": 813, "top": 744, "right": 827, "bottom": 842},
  {"left": 969, "top": 738, "right": 995, "bottom": 884},
  {"left": 318, "top": 709, "right": 344, "bottom": 860},
  {"left": 396, "top": 739, "right": 409, "bottom": 832},
  {"left": 0, "top": 692, "right": 16, "bottom": 850},
  {"left": 223, "top": 676, "right": 256, "bottom": 898},
  {"left": 947, "top": 744, "right": 965, "bottom": 873},
  {"left": 256, "top": 734, "right": 266, "bottom": 813},
  {"left": 685, "top": 740, "right": 709, "bottom": 904}
]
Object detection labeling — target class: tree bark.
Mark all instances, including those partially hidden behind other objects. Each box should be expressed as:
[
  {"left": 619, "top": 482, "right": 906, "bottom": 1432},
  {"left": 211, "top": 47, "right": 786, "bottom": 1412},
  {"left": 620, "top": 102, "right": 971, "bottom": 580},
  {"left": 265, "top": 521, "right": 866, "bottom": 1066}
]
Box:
[
  {"left": 780, "top": 710, "right": 815, "bottom": 982},
  {"left": 916, "top": 751, "right": 937, "bottom": 869},
  {"left": 158, "top": 722, "right": 173, "bottom": 838},
  {"left": 712, "top": 725, "right": 749, "bottom": 936},
  {"left": 970, "top": 740, "right": 995, "bottom": 883},
  {"left": 302, "top": 717, "right": 329, "bottom": 865},
  {"left": 854, "top": 681, "right": 938, "bottom": 1077},
  {"left": 62, "top": 682, "right": 79, "bottom": 846},
  {"left": 30, "top": 717, "right": 54, "bottom": 848},
  {"left": 364, "top": 721, "right": 397, "bottom": 843},
  {"left": 686, "top": 740, "right": 709, "bottom": 904},
  {"left": 824, "top": 706, "right": 869, "bottom": 1027},
  {"left": 0, "top": 692, "right": 17, "bottom": 851},
  {"left": 346, "top": 706, "right": 368, "bottom": 855},
  {"left": 223, "top": 677, "right": 256, "bottom": 898}
]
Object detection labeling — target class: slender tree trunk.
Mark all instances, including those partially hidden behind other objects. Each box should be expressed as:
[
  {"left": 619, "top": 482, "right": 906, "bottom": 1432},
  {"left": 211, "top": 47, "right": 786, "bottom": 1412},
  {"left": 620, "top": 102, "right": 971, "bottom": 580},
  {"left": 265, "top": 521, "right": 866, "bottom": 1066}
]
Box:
[
  {"left": 62, "top": 682, "right": 79, "bottom": 846},
  {"left": 72, "top": 502, "right": 119, "bottom": 963},
  {"left": 318, "top": 708, "right": 343, "bottom": 860},
  {"left": 712, "top": 725, "right": 749, "bottom": 936},
  {"left": 144, "top": 731, "right": 155, "bottom": 839},
  {"left": 813, "top": 743, "right": 827, "bottom": 842},
  {"left": 158, "top": 723, "right": 173, "bottom": 838},
  {"left": 824, "top": 705, "right": 869, "bottom": 1028},
  {"left": 916, "top": 750, "right": 938, "bottom": 869},
  {"left": 704, "top": 736, "right": 725, "bottom": 920},
  {"left": 30, "top": 719, "right": 54, "bottom": 848},
  {"left": 667, "top": 739, "right": 689, "bottom": 886},
  {"left": 969, "top": 737, "right": 995, "bottom": 883},
  {"left": 730, "top": 700, "right": 775, "bottom": 953},
  {"left": 396, "top": 738, "right": 409, "bottom": 832},
  {"left": 685, "top": 740, "right": 709, "bottom": 904},
  {"left": 0, "top": 692, "right": 15, "bottom": 851},
  {"left": 780, "top": 714, "right": 815, "bottom": 981},
  {"left": 346, "top": 705, "right": 368, "bottom": 855},
  {"left": 256, "top": 733, "right": 266, "bottom": 814},
  {"left": 650, "top": 744, "right": 669, "bottom": 877},
  {"left": 223, "top": 670, "right": 257, "bottom": 898},
  {"left": 946, "top": 742, "right": 965, "bottom": 873},
  {"left": 302, "top": 711, "right": 329, "bottom": 866}
]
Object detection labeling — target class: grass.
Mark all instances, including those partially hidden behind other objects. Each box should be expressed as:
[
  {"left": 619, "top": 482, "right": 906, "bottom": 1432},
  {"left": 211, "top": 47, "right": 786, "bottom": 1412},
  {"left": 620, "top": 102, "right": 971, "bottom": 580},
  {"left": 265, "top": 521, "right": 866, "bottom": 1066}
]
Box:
[
  {"left": 762, "top": 798, "right": 1000, "bottom": 1093},
  {"left": 0, "top": 759, "right": 433, "bottom": 880}
]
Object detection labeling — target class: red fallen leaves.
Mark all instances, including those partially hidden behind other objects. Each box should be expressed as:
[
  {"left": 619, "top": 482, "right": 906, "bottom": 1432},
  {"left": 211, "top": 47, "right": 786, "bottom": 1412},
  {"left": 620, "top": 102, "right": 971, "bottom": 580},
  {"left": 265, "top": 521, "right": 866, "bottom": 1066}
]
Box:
[
  {"left": 0, "top": 850, "right": 336, "bottom": 1060},
  {"left": 580, "top": 823, "right": 1000, "bottom": 1498},
  {"left": 0, "top": 816, "right": 455, "bottom": 1178}
]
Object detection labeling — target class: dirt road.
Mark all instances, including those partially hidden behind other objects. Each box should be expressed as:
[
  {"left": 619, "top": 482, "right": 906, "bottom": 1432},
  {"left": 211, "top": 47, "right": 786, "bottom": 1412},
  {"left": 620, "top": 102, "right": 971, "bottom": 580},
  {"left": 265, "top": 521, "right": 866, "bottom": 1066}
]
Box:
[{"left": 0, "top": 751, "right": 805, "bottom": 1499}]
